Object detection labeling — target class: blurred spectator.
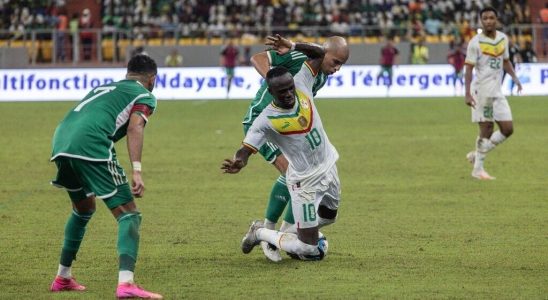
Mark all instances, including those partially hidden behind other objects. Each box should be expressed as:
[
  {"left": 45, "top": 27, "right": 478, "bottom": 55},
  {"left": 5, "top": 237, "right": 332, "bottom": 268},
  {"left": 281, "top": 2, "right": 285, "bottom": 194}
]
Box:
[
  {"left": 220, "top": 39, "right": 239, "bottom": 97},
  {"left": 240, "top": 46, "right": 251, "bottom": 66},
  {"left": 377, "top": 36, "right": 399, "bottom": 95},
  {"left": 424, "top": 11, "right": 441, "bottom": 36},
  {"left": 131, "top": 46, "right": 148, "bottom": 57},
  {"left": 55, "top": 8, "right": 68, "bottom": 62},
  {"left": 541, "top": 3, "right": 548, "bottom": 56},
  {"left": 447, "top": 40, "right": 465, "bottom": 95},
  {"left": 520, "top": 41, "right": 537, "bottom": 63},
  {"left": 79, "top": 8, "right": 93, "bottom": 61},
  {"left": 411, "top": 38, "right": 429, "bottom": 64},
  {"left": 164, "top": 48, "right": 183, "bottom": 67}
]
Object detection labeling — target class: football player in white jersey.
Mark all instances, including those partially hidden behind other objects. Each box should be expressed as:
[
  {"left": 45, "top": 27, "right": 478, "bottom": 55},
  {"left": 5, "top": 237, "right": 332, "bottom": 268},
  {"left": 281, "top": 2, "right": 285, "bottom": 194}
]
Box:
[
  {"left": 222, "top": 36, "right": 349, "bottom": 260},
  {"left": 464, "top": 6, "right": 522, "bottom": 180}
]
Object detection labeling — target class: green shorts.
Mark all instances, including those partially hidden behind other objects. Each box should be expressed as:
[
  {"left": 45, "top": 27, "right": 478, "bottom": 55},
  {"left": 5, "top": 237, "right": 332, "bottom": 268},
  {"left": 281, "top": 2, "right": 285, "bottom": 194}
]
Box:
[
  {"left": 51, "top": 156, "right": 133, "bottom": 209},
  {"left": 243, "top": 123, "right": 282, "bottom": 163},
  {"left": 225, "top": 67, "right": 235, "bottom": 76}
]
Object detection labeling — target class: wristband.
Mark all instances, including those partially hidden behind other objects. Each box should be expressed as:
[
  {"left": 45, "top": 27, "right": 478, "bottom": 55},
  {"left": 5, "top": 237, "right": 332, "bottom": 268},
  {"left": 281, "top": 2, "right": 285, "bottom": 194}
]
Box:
[
  {"left": 132, "top": 161, "right": 142, "bottom": 172},
  {"left": 290, "top": 41, "right": 296, "bottom": 51}
]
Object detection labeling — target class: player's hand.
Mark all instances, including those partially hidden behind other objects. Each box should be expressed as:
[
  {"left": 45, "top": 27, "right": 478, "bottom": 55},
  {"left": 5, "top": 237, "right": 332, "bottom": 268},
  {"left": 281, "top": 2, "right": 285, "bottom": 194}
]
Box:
[
  {"left": 465, "top": 94, "right": 476, "bottom": 109},
  {"left": 221, "top": 158, "right": 245, "bottom": 174},
  {"left": 131, "top": 171, "right": 145, "bottom": 197},
  {"left": 265, "top": 34, "right": 292, "bottom": 55},
  {"left": 515, "top": 81, "right": 523, "bottom": 95}
]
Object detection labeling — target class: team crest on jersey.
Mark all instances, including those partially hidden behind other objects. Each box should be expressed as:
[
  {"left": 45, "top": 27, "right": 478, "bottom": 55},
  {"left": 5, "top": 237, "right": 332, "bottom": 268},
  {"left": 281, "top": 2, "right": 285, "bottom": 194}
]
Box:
[
  {"left": 268, "top": 90, "right": 313, "bottom": 135},
  {"left": 298, "top": 116, "right": 308, "bottom": 127}
]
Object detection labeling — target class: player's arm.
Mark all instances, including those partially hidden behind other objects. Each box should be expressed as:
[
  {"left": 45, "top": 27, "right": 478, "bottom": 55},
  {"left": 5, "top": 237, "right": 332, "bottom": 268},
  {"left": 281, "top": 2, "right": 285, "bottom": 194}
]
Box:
[
  {"left": 222, "top": 118, "right": 268, "bottom": 174},
  {"left": 503, "top": 59, "right": 522, "bottom": 94},
  {"left": 250, "top": 52, "right": 270, "bottom": 78},
  {"left": 464, "top": 63, "right": 475, "bottom": 108},
  {"left": 127, "top": 111, "right": 147, "bottom": 197},
  {"left": 266, "top": 34, "right": 325, "bottom": 74},
  {"left": 221, "top": 145, "right": 255, "bottom": 174},
  {"left": 464, "top": 41, "right": 478, "bottom": 108}
]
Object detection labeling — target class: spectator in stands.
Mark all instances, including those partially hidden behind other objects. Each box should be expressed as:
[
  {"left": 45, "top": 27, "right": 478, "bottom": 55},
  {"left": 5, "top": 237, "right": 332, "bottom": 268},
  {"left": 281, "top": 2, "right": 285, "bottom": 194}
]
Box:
[
  {"left": 411, "top": 37, "right": 429, "bottom": 64},
  {"left": 55, "top": 8, "right": 68, "bottom": 62},
  {"left": 540, "top": 3, "right": 548, "bottom": 56},
  {"left": 79, "top": 8, "right": 93, "bottom": 61},
  {"left": 164, "top": 48, "right": 183, "bottom": 67},
  {"left": 131, "top": 46, "right": 148, "bottom": 58},
  {"left": 424, "top": 11, "right": 441, "bottom": 36},
  {"left": 520, "top": 41, "right": 537, "bottom": 63}
]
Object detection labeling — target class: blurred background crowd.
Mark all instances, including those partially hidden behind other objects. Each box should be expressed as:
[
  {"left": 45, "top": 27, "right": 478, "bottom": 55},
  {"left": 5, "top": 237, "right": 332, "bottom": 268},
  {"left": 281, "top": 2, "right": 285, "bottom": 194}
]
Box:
[{"left": 0, "top": 0, "right": 546, "bottom": 65}]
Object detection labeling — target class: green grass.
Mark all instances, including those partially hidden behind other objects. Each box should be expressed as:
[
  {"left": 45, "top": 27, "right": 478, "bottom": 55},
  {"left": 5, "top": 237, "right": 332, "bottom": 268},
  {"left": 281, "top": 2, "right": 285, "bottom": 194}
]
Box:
[{"left": 0, "top": 97, "right": 547, "bottom": 299}]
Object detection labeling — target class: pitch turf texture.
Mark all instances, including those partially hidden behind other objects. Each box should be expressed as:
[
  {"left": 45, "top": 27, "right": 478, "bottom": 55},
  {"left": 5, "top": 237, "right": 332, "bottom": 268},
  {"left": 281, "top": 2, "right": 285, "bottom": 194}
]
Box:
[{"left": 0, "top": 97, "right": 546, "bottom": 299}]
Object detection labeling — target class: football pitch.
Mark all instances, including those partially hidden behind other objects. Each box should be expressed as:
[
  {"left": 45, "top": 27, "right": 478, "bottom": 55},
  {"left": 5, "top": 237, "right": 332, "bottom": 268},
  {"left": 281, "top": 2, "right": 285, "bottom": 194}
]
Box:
[{"left": 0, "top": 97, "right": 546, "bottom": 299}]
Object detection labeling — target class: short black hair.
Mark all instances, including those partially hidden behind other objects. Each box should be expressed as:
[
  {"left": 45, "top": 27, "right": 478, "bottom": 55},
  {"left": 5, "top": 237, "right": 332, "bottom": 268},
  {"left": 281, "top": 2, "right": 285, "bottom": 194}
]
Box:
[
  {"left": 480, "top": 6, "right": 498, "bottom": 18},
  {"left": 127, "top": 54, "right": 157, "bottom": 75},
  {"left": 266, "top": 66, "right": 289, "bottom": 84}
]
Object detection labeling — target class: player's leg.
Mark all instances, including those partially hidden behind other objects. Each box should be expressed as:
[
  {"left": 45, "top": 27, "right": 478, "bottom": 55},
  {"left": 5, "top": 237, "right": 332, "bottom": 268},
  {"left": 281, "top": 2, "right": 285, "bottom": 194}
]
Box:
[
  {"left": 260, "top": 150, "right": 290, "bottom": 261},
  {"left": 226, "top": 68, "right": 234, "bottom": 94},
  {"left": 76, "top": 158, "right": 161, "bottom": 298},
  {"left": 50, "top": 157, "right": 93, "bottom": 292},
  {"left": 243, "top": 177, "right": 332, "bottom": 260}
]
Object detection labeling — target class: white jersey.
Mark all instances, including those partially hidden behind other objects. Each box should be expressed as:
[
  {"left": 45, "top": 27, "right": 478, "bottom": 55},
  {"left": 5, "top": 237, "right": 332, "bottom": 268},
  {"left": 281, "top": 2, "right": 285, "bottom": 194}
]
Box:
[
  {"left": 243, "top": 62, "right": 339, "bottom": 183},
  {"left": 465, "top": 31, "right": 509, "bottom": 97}
]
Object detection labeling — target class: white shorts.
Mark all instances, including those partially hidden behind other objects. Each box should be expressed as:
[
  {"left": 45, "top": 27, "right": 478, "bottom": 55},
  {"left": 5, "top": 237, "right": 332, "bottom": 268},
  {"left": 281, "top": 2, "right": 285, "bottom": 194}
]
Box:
[
  {"left": 287, "top": 164, "right": 341, "bottom": 229},
  {"left": 471, "top": 90, "right": 512, "bottom": 122}
]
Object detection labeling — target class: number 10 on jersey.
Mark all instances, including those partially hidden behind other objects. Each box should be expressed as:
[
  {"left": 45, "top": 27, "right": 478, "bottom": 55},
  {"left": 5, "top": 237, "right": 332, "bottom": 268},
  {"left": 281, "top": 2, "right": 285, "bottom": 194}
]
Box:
[{"left": 305, "top": 128, "right": 322, "bottom": 150}]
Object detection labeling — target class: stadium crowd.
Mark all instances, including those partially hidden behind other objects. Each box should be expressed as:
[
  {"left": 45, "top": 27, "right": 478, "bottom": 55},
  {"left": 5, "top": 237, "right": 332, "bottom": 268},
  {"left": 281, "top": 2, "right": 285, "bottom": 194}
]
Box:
[{"left": 0, "top": 0, "right": 535, "bottom": 41}]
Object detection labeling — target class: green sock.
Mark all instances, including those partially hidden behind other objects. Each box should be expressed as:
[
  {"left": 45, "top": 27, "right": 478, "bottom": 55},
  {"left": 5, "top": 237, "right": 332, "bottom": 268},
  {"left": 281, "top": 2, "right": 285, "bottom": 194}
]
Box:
[
  {"left": 265, "top": 175, "right": 290, "bottom": 223},
  {"left": 60, "top": 210, "right": 93, "bottom": 267},
  {"left": 283, "top": 197, "right": 295, "bottom": 224},
  {"left": 117, "top": 212, "right": 141, "bottom": 272}
]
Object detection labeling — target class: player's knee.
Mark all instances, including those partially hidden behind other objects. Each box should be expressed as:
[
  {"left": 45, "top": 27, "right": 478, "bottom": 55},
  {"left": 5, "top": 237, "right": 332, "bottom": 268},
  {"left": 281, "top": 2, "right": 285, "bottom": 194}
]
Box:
[
  {"left": 501, "top": 126, "right": 513, "bottom": 137},
  {"left": 318, "top": 205, "right": 337, "bottom": 220}
]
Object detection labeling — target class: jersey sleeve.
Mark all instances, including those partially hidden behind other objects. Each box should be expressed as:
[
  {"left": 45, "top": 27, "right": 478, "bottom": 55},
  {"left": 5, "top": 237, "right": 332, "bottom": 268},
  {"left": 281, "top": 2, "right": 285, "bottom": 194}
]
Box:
[
  {"left": 465, "top": 39, "right": 478, "bottom": 65},
  {"left": 133, "top": 93, "right": 157, "bottom": 122},
  {"left": 269, "top": 50, "right": 307, "bottom": 71},
  {"left": 242, "top": 114, "right": 270, "bottom": 151}
]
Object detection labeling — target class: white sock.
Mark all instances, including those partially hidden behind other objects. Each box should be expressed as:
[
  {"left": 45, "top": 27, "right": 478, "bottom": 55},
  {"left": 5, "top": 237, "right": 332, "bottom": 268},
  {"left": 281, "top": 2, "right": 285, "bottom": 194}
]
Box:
[
  {"left": 279, "top": 221, "right": 296, "bottom": 233},
  {"left": 256, "top": 228, "right": 318, "bottom": 256},
  {"left": 490, "top": 131, "right": 507, "bottom": 145},
  {"left": 118, "top": 270, "right": 134, "bottom": 284},
  {"left": 57, "top": 264, "right": 72, "bottom": 279},
  {"left": 264, "top": 219, "right": 276, "bottom": 230}
]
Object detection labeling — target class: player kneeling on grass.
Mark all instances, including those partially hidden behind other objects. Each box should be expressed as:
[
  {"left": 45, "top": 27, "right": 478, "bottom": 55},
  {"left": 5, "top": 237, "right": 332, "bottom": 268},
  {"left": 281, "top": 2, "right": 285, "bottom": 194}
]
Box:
[
  {"left": 49, "top": 54, "right": 162, "bottom": 299},
  {"left": 222, "top": 35, "right": 347, "bottom": 261}
]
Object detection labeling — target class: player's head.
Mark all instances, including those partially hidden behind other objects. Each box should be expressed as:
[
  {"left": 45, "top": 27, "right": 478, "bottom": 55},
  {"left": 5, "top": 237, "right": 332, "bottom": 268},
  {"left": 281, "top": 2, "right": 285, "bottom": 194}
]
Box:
[
  {"left": 126, "top": 54, "right": 158, "bottom": 92},
  {"left": 266, "top": 66, "right": 295, "bottom": 109},
  {"left": 321, "top": 36, "right": 349, "bottom": 75},
  {"left": 479, "top": 6, "right": 498, "bottom": 33}
]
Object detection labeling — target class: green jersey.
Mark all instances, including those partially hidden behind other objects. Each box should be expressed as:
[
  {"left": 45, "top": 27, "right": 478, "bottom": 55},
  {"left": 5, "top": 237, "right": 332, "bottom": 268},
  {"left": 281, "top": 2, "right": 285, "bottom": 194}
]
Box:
[
  {"left": 51, "top": 79, "right": 157, "bottom": 161},
  {"left": 242, "top": 50, "right": 328, "bottom": 126}
]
